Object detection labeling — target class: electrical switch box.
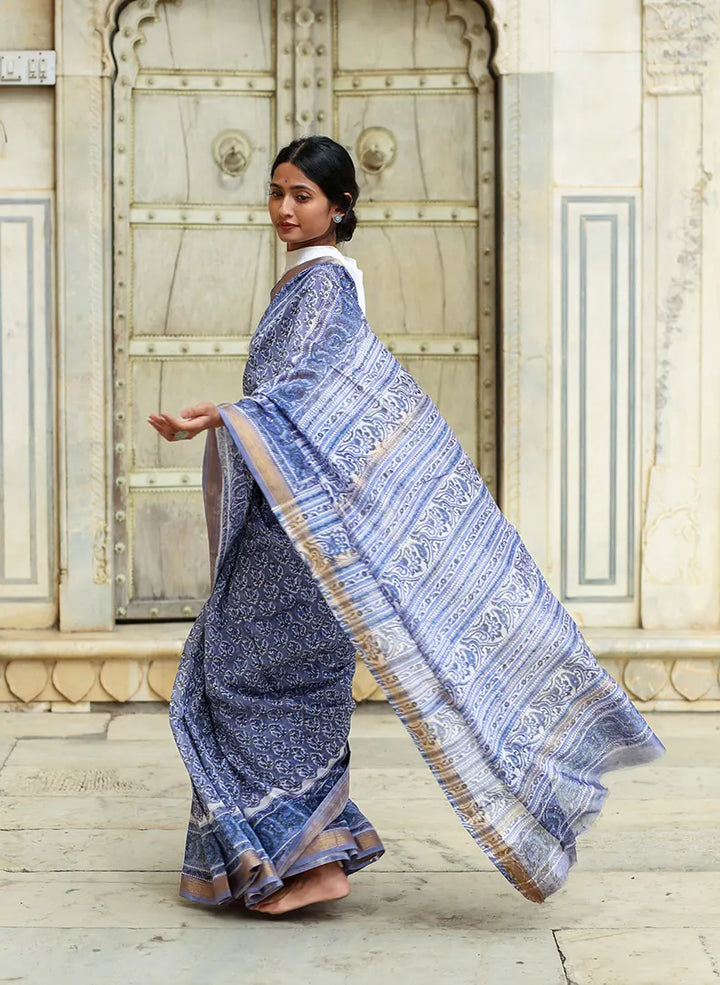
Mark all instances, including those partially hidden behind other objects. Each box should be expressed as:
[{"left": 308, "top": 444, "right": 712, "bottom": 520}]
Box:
[{"left": 0, "top": 51, "right": 56, "bottom": 86}]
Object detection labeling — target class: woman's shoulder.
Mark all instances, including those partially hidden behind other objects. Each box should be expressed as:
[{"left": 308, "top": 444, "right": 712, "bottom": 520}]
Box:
[
  {"left": 301, "top": 259, "right": 348, "bottom": 283},
  {"left": 276, "top": 259, "right": 363, "bottom": 320},
  {"left": 301, "top": 261, "right": 366, "bottom": 320},
  {"left": 293, "top": 260, "right": 354, "bottom": 300}
]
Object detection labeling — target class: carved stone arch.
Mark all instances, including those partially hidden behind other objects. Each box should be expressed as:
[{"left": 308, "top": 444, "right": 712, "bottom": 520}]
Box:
[
  {"left": 484, "top": 0, "right": 519, "bottom": 76},
  {"left": 438, "top": 0, "right": 518, "bottom": 76},
  {"left": 101, "top": 0, "right": 176, "bottom": 79},
  {"left": 100, "top": 0, "right": 517, "bottom": 79},
  {"left": 434, "top": 0, "right": 500, "bottom": 82}
]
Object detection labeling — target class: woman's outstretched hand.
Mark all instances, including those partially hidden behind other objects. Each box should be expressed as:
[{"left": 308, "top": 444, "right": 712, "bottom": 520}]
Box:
[{"left": 147, "top": 402, "right": 222, "bottom": 442}]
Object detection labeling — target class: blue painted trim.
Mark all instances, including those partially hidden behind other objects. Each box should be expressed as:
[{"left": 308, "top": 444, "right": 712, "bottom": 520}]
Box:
[
  {"left": 560, "top": 198, "right": 569, "bottom": 601},
  {"left": 561, "top": 195, "right": 637, "bottom": 604},
  {"left": 43, "top": 196, "right": 54, "bottom": 603},
  {"left": 626, "top": 198, "right": 637, "bottom": 598},
  {"left": 0, "top": 198, "right": 54, "bottom": 603}
]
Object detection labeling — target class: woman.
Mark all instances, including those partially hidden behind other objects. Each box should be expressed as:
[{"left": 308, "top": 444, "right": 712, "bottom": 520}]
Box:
[{"left": 149, "top": 136, "right": 663, "bottom": 915}]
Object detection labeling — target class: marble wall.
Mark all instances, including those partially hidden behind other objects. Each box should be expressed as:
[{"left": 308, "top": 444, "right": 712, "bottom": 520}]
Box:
[
  {"left": 0, "top": 0, "right": 718, "bottom": 708},
  {"left": 500, "top": 0, "right": 720, "bottom": 636}
]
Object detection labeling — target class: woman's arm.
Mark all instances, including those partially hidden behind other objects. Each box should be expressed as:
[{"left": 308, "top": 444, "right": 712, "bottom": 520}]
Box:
[{"left": 147, "top": 401, "right": 222, "bottom": 442}]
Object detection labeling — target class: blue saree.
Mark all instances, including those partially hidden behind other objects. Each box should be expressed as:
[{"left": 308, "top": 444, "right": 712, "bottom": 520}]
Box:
[{"left": 170, "top": 259, "right": 664, "bottom": 907}]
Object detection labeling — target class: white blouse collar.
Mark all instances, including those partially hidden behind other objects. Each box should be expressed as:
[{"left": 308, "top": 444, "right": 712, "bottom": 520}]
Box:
[{"left": 284, "top": 246, "right": 366, "bottom": 314}]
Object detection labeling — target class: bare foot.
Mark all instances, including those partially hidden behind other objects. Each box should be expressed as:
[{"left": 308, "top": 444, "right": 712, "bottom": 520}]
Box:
[{"left": 253, "top": 862, "right": 350, "bottom": 915}]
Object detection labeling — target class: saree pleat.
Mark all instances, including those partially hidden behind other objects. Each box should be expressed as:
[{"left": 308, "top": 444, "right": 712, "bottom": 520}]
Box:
[
  {"left": 186, "top": 261, "right": 666, "bottom": 903},
  {"left": 170, "top": 480, "right": 384, "bottom": 907}
]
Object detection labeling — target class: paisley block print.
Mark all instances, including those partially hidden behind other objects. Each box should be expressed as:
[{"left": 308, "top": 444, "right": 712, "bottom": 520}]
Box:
[{"left": 170, "top": 261, "right": 663, "bottom": 907}]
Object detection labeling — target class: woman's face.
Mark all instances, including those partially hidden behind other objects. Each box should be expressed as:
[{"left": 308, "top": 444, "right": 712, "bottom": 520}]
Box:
[{"left": 268, "top": 162, "right": 344, "bottom": 251}]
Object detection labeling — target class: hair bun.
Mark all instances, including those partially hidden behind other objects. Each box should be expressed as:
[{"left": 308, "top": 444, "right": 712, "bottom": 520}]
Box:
[{"left": 337, "top": 206, "right": 357, "bottom": 243}]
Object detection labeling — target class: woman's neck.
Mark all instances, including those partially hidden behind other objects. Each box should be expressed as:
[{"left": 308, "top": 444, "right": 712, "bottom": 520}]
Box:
[{"left": 287, "top": 232, "right": 338, "bottom": 252}]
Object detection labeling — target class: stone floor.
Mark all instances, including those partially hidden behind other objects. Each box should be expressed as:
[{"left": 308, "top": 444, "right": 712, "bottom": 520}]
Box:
[{"left": 0, "top": 706, "right": 718, "bottom": 985}]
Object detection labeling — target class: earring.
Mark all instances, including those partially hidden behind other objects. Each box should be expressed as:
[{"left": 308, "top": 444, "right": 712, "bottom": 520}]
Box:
[{"left": 333, "top": 214, "right": 343, "bottom": 224}]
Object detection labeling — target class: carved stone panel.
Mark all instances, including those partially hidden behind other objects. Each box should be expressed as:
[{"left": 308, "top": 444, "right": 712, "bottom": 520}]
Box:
[
  {"left": 644, "top": 1, "right": 717, "bottom": 95},
  {"left": 559, "top": 195, "right": 640, "bottom": 625}
]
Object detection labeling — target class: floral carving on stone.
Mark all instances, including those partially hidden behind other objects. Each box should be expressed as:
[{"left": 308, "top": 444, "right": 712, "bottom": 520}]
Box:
[
  {"left": 670, "top": 658, "right": 715, "bottom": 701},
  {"left": 623, "top": 659, "right": 669, "bottom": 701},
  {"left": 52, "top": 661, "right": 98, "bottom": 704},
  {"left": 100, "top": 659, "right": 144, "bottom": 702},
  {"left": 148, "top": 659, "right": 178, "bottom": 702},
  {"left": 5, "top": 661, "right": 50, "bottom": 703},
  {"left": 644, "top": 1, "right": 718, "bottom": 94}
]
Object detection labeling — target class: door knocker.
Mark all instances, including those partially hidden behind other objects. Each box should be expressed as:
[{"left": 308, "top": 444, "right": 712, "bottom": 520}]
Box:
[
  {"left": 356, "top": 127, "right": 397, "bottom": 175},
  {"left": 212, "top": 130, "right": 252, "bottom": 178}
]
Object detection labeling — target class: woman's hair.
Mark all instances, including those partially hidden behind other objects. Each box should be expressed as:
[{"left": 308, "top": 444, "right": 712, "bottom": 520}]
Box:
[{"left": 271, "top": 136, "right": 360, "bottom": 242}]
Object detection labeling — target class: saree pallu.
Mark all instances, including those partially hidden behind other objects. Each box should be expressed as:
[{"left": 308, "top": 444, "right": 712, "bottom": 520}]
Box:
[{"left": 171, "top": 261, "right": 664, "bottom": 906}]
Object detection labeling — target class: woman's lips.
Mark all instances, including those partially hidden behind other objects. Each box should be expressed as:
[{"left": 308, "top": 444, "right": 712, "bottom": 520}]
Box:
[{"left": 278, "top": 222, "right": 298, "bottom": 230}]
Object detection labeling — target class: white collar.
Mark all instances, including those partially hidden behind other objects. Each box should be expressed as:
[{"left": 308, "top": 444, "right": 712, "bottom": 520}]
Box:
[{"left": 284, "top": 246, "right": 366, "bottom": 314}]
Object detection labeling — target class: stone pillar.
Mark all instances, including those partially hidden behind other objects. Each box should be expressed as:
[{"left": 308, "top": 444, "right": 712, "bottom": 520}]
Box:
[
  {"left": 495, "top": 0, "right": 555, "bottom": 574},
  {"left": 640, "top": 0, "right": 720, "bottom": 629},
  {"left": 55, "top": 0, "right": 115, "bottom": 629},
  {"left": 499, "top": 71, "right": 553, "bottom": 572}
]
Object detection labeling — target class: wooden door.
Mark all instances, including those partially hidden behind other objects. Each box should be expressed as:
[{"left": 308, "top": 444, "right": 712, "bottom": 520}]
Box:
[{"left": 111, "top": 0, "right": 496, "bottom": 621}]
